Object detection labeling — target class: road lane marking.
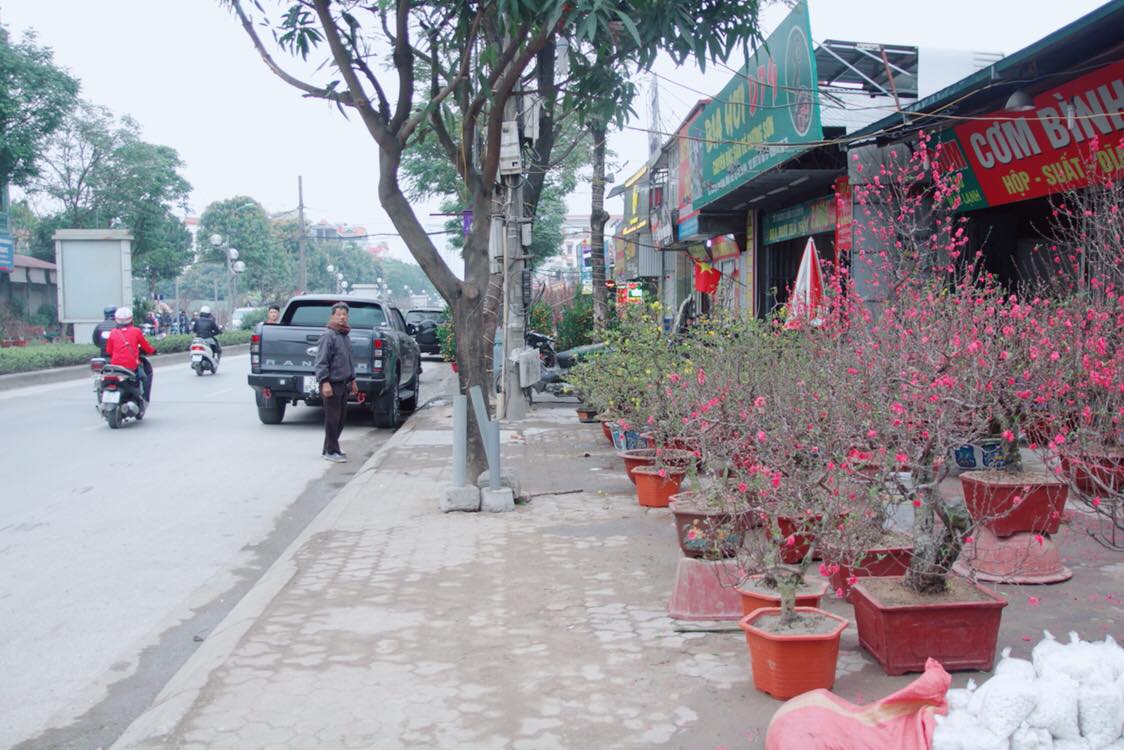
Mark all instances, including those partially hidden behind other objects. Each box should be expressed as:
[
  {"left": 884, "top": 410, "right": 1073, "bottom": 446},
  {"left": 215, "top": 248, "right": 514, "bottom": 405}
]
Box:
[{"left": 208, "top": 387, "right": 234, "bottom": 397}]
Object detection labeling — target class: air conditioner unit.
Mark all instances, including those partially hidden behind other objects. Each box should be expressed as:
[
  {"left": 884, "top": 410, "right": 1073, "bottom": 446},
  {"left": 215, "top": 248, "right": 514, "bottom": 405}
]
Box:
[{"left": 513, "top": 347, "right": 541, "bottom": 388}]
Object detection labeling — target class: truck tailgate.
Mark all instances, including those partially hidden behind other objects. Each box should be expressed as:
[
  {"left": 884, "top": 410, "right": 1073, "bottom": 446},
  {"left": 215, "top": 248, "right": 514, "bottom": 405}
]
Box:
[{"left": 259, "top": 326, "right": 374, "bottom": 377}]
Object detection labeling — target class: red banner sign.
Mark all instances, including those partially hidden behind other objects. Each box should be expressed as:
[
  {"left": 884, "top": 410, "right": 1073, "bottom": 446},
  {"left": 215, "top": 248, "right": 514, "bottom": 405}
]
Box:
[
  {"left": 953, "top": 59, "right": 1124, "bottom": 207},
  {"left": 833, "top": 177, "right": 852, "bottom": 265}
]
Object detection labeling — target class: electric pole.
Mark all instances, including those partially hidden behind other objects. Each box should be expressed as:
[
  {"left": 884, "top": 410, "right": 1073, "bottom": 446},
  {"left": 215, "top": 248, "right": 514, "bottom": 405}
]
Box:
[
  {"left": 500, "top": 86, "right": 528, "bottom": 421},
  {"left": 297, "top": 176, "right": 308, "bottom": 293}
]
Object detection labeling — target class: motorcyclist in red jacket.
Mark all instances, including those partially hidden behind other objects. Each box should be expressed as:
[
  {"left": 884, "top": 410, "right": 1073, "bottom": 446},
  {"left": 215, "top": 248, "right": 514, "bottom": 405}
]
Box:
[{"left": 105, "top": 307, "right": 156, "bottom": 401}]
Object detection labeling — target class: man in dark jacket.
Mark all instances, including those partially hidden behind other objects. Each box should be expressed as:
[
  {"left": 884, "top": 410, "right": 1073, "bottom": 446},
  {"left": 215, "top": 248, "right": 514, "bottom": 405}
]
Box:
[
  {"left": 191, "top": 306, "right": 224, "bottom": 359},
  {"left": 314, "top": 302, "right": 357, "bottom": 462},
  {"left": 92, "top": 306, "right": 117, "bottom": 356}
]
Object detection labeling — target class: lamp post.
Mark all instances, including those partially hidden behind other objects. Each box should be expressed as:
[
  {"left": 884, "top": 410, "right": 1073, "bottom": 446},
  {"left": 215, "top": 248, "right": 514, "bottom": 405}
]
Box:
[{"left": 209, "top": 233, "right": 246, "bottom": 323}]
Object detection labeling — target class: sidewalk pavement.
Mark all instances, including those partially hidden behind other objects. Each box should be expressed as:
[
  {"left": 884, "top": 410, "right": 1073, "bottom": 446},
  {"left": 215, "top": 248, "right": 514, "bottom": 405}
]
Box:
[{"left": 112, "top": 396, "right": 1124, "bottom": 749}]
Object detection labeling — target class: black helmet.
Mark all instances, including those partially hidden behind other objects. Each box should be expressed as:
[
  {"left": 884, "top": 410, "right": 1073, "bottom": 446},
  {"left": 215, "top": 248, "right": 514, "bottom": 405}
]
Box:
[{"left": 103, "top": 306, "right": 117, "bottom": 319}]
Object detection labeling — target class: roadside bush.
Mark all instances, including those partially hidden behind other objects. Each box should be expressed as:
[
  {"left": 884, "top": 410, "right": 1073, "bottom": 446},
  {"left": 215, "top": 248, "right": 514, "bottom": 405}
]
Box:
[
  {"left": 238, "top": 309, "right": 269, "bottom": 330},
  {"left": 0, "top": 331, "right": 253, "bottom": 375},
  {"left": 528, "top": 301, "right": 554, "bottom": 338},
  {"left": 555, "top": 294, "right": 594, "bottom": 352}
]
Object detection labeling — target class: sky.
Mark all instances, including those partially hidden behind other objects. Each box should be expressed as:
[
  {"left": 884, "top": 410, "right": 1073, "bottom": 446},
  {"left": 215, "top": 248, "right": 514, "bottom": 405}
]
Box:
[{"left": 0, "top": 0, "right": 1111, "bottom": 266}]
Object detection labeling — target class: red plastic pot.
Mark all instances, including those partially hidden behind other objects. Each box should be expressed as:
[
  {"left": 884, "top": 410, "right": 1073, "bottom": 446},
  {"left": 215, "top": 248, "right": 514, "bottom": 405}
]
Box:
[
  {"left": 850, "top": 576, "right": 1007, "bottom": 675},
  {"left": 1060, "top": 452, "right": 1124, "bottom": 494},
  {"left": 739, "top": 606, "right": 848, "bottom": 699},
  {"left": 632, "top": 465, "right": 685, "bottom": 508},
  {"left": 617, "top": 448, "right": 694, "bottom": 486},
  {"left": 600, "top": 420, "right": 615, "bottom": 446},
  {"left": 960, "top": 471, "right": 1068, "bottom": 537},
  {"left": 826, "top": 545, "right": 914, "bottom": 599},
  {"left": 775, "top": 515, "right": 821, "bottom": 564},
  {"left": 736, "top": 575, "right": 828, "bottom": 617}
]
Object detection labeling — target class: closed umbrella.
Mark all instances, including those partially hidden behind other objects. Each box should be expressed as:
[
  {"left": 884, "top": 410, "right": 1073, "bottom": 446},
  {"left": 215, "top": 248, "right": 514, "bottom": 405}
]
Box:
[{"left": 786, "top": 237, "right": 825, "bottom": 327}]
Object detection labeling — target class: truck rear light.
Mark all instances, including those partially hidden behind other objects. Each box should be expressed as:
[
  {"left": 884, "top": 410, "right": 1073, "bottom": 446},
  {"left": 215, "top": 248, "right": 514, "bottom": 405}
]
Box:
[
  {"left": 372, "top": 337, "right": 384, "bottom": 373},
  {"left": 250, "top": 334, "right": 260, "bottom": 352},
  {"left": 250, "top": 334, "right": 261, "bottom": 373},
  {"left": 373, "top": 338, "right": 384, "bottom": 350},
  {"left": 262, "top": 387, "right": 272, "bottom": 399}
]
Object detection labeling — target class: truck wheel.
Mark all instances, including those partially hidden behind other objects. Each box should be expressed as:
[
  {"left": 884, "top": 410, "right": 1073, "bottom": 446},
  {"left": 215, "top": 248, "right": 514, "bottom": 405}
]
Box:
[
  {"left": 257, "top": 401, "right": 286, "bottom": 425},
  {"left": 372, "top": 372, "right": 402, "bottom": 428},
  {"left": 400, "top": 356, "right": 420, "bottom": 413}
]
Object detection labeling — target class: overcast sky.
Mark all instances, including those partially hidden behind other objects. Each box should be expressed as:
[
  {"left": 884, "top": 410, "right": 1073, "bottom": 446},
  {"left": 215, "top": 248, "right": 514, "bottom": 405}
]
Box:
[{"left": 0, "top": 0, "right": 1109, "bottom": 264}]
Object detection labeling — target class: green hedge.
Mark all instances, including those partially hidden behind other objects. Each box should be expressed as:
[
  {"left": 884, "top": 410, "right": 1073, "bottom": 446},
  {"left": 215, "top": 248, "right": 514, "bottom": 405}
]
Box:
[{"left": 0, "top": 331, "right": 253, "bottom": 375}]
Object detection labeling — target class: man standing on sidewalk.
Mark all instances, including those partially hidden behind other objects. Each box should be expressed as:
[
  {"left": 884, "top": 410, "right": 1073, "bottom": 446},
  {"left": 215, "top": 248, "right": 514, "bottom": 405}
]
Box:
[{"left": 314, "top": 302, "right": 357, "bottom": 462}]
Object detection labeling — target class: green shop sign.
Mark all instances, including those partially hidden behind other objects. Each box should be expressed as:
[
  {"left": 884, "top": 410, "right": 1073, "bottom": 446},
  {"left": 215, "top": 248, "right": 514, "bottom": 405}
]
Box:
[
  {"left": 763, "top": 195, "right": 835, "bottom": 245},
  {"left": 688, "top": 0, "right": 822, "bottom": 210}
]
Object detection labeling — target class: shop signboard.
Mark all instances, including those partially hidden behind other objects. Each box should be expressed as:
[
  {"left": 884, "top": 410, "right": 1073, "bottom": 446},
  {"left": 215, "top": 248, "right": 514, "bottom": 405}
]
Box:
[
  {"left": 709, "top": 234, "right": 740, "bottom": 261},
  {"left": 688, "top": 1, "right": 822, "bottom": 209},
  {"left": 932, "top": 129, "right": 990, "bottom": 212},
  {"left": 951, "top": 58, "right": 1124, "bottom": 208},
  {"left": 763, "top": 195, "right": 836, "bottom": 245},
  {"left": 678, "top": 110, "right": 706, "bottom": 217},
  {"left": 677, "top": 212, "right": 701, "bottom": 242},
  {"left": 0, "top": 182, "right": 10, "bottom": 272}
]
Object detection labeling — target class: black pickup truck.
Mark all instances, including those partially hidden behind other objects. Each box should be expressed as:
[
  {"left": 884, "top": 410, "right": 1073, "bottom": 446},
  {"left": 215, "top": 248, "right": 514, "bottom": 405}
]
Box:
[{"left": 247, "top": 295, "right": 421, "bottom": 428}]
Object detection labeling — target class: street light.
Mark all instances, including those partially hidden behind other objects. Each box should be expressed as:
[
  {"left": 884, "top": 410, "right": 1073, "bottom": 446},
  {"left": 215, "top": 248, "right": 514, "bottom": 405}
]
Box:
[{"left": 209, "top": 233, "right": 247, "bottom": 321}]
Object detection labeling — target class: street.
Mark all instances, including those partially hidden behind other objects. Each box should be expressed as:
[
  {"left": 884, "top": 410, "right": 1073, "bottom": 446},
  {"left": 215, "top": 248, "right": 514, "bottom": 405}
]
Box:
[{"left": 0, "top": 352, "right": 449, "bottom": 749}]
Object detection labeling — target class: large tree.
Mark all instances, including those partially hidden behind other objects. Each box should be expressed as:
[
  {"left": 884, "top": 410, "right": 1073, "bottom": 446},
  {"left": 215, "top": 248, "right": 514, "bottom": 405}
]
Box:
[
  {"left": 226, "top": 0, "right": 762, "bottom": 475},
  {"left": 198, "top": 197, "right": 293, "bottom": 300},
  {"left": 0, "top": 27, "right": 78, "bottom": 187}
]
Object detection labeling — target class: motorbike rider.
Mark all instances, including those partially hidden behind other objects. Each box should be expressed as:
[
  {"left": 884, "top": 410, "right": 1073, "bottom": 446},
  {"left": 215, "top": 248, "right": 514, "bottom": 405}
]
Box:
[
  {"left": 105, "top": 307, "right": 156, "bottom": 402},
  {"left": 191, "top": 305, "right": 224, "bottom": 359},
  {"left": 91, "top": 306, "right": 117, "bottom": 356}
]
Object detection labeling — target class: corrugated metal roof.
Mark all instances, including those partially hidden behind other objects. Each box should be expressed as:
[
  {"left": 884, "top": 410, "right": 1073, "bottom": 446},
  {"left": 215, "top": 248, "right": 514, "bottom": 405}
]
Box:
[
  {"left": 847, "top": 0, "right": 1124, "bottom": 142},
  {"left": 13, "top": 254, "right": 56, "bottom": 270}
]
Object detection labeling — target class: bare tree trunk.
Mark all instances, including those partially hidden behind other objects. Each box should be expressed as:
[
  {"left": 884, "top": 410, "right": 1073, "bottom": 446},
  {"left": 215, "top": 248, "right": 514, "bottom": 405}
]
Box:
[{"left": 589, "top": 122, "right": 609, "bottom": 327}]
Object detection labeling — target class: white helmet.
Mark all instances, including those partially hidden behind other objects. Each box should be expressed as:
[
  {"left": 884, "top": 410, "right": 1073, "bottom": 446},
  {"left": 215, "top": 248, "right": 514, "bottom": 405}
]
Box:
[
  {"left": 114, "top": 307, "right": 133, "bottom": 324},
  {"left": 200, "top": 305, "right": 211, "bottom": 314}
]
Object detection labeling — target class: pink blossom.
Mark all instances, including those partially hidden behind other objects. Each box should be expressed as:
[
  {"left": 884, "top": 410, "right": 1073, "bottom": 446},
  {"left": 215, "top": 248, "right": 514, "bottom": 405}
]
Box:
[
  {"left": 658, "top": 468, "right": 666, "bottom": 478},
  {"left": 647, "top": 415, "right": 655, "bottom": 425},
  {"left": 753, "top": 396, "right": 766, "bottom": 408},
  {"left": 895, "top": 452, "right": 909, "bottom": 464},
  {"left": 847, "top": 576, "right": 858, "bottom": 586},
  {"left": 696, "top": 369, "right": 706, "bottom": 386},
  {"left": 1034, "top": 534, "right": 1045, "bottom": 546},
  {"left": 737, "top": 481, "right": 748, "bottom": 493},
  {"left": 912, "top": 499, "right": 922, "bottom": 508},
  {"left": 668, "top": 373, "right": 680, "bottom": 383},
  {"left": 964, "top": 535, "right": 974, "bottom": 544},
  {"left": 1027, "top": 596, "right": 1040, "bottom": 606},
  {"left": 835, "top": 587, "right": 845, "bottom": 598},
  {"left": 756, "top": 430, "right": 767, "bottom": 443},
  {"left": 1092, "top": 497, "right": 1102, "bottom": 507},
  {"left": 784, "top": 535, "right": 796, "bottom": 547}
]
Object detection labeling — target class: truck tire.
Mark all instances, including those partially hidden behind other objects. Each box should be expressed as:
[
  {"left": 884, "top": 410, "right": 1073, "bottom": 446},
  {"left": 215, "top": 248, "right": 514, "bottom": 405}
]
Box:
[
  {"left": 372, "top": 371, "right": 402, "bottom": 428},
  {"left": 400, "top": 356, "right": 420, "bottom": 413},
  {"left": 256, "top": 395, "right": 286, "bottom": 424}
]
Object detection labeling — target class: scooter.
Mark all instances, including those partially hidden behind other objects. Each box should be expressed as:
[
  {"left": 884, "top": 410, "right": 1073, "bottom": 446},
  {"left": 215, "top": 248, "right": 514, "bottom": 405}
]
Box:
[
  {"left": 90, "top": 357, "right": 147, "bottom": 429},
  {"left": 524, "top": 331, "right": 604, "bottom": 400},
  {"left": 190, "top": 337, "right": 220, "bottom": 375}
]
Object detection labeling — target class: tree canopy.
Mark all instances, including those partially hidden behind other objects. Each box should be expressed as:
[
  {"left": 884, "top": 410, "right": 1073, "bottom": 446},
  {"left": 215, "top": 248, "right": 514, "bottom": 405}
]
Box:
[{"left": 0, "top": 27, "right": 78, "bottom": 186}]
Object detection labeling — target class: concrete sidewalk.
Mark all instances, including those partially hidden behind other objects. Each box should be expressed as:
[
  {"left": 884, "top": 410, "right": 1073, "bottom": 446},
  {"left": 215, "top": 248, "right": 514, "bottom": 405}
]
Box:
[{"left": 112, "top": 397, "right": 1124, "bottom": 749}]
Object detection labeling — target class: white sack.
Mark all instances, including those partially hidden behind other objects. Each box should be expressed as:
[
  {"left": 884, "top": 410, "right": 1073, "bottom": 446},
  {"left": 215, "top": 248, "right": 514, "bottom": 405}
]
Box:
[
  {"left": 1077, "top": 676, "right": 1124, "bottom": 750},
  {"left": 1027, "top": 672, "right": 1081, "bottom": 740},
  {"left": 997, "top": 647, "right": 1038, "bottom": 682},
  {"left": 1010, "top": 723, "right": 1053, "bottom": 750},
  {"left": 975, "top": 674, "right": 1039, "bottom": 739}
]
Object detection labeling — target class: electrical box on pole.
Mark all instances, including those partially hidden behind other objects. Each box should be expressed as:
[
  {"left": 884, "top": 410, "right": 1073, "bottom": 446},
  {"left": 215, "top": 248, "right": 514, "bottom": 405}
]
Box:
[{"left": 499, "top": 121, "right": 522, "bottom": 175}]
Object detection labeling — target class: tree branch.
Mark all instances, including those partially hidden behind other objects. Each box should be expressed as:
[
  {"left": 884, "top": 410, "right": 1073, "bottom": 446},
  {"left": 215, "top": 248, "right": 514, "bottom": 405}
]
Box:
[{"left": 227, "top": 0, "right": 354, "bottom": 107}]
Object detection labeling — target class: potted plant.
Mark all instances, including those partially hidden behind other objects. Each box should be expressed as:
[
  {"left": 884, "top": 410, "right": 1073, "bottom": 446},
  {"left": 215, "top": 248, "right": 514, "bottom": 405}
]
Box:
[
  {"left": 435, "top": 319, "right": 457, "bottom": 372},
  {"left": 844, "top": 134, "right": 1012, "bottom": 674},
  {"left": 664, "top": 294, "right": 896, "bottom": 698}
]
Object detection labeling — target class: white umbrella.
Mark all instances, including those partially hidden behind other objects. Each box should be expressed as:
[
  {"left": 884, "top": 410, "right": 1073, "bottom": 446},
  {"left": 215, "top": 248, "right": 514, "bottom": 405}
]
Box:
[{"left": 786, "top": 237, "right": 825, "bottom": 327}]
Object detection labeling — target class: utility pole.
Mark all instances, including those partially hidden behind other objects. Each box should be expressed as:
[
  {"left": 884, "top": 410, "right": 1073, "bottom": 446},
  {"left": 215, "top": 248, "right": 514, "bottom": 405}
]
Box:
[
  {"left": 499, "top": 87, "right": 528, "bottom": 421},
  {"left": 297, "top": 176, "right": 308, "bottom": 293}
]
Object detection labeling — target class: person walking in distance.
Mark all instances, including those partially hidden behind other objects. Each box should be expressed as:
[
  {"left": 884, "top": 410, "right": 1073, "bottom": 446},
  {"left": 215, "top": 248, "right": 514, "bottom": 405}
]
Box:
[{"left": 314, "top": 302, "right": 357, "bottom": 462}]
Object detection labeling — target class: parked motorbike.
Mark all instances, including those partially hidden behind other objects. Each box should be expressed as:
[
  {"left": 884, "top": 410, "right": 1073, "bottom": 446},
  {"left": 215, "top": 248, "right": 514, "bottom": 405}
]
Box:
[
  {"left": 524, "top": 331, "right": 604, "bottom": 401},
  {"left": 90, "top": 357, "right": 147, "bottom": 428},
  {"left": 190, "top": 337, "right": 220, "bottom": 376}
]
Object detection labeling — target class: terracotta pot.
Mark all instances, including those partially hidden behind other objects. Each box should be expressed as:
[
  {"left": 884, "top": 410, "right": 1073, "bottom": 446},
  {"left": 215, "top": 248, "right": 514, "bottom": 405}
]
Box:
[
  {"left": 617, "top": 448, "right": 695, "bottom": 485},
  {"left": 632, "top": 465, "right": 685, "bottom": 508},
  {"left": 576, "top": 406, "right": 599, "bottom": 423},
  {"left": 1060, "top": 452, "right": 1124, "bottom": 494},
  {"left": 600, "top": 420, "right": 615, "bottom": 446},
  {"left": 850, "top": 576, "right": 1007, "bottom": 675},
  {"left": 668, "top": 492, "right": 745, "bottom": 559},
  {"left": 449, "top": 361, "right": 459, "bottom": 373},
  {"left": 736, "top": 575, "right": 828, "bottom": 618},
  {"left": 739, "top": 606, "right": 848, "bottom": 699},
  {"left": 960, "top": 470, "right": 1068, "bottom": 537},
  {"left": 826, "top": 544, "right": 914, "bottom": 599}
]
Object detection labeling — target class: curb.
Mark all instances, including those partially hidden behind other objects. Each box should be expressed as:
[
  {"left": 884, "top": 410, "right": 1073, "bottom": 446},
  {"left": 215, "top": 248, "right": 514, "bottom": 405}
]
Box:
[
  {"left": 110, "top": 398, "right": 437, "bottom": 748},
  {"left": 0, "top": 344, "right": 251, "bottom": 392}
]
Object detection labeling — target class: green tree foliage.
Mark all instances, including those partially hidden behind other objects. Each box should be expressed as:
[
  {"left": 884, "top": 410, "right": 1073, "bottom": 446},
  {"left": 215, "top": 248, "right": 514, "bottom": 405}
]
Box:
[
  {"left": 555, "top": 294, "right": 595, "bottom": 352},
  {"left": 25, "top": 106, "right": 193, "bottom": 287},
  {"left": 198, "top": 197, "right": 292, "bottom": 299},
  {"left": 0, "top": 27, "right": 78, "bottom": 186}
]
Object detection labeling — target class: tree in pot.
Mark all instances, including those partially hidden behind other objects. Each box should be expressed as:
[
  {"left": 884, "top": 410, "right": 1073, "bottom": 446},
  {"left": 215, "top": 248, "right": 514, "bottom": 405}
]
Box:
[
  {"left": 845, "top": 133, "right": 1018, "bottom": 674},
  {"left": 666, "top": 294, "right": 898, "bottom": 698}
]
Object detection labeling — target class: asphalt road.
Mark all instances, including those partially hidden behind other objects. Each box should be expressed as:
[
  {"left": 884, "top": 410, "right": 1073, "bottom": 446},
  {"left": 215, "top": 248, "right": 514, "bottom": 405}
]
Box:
[{"left": 0, "top": 352, "right": 450, "bottom": 749}]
